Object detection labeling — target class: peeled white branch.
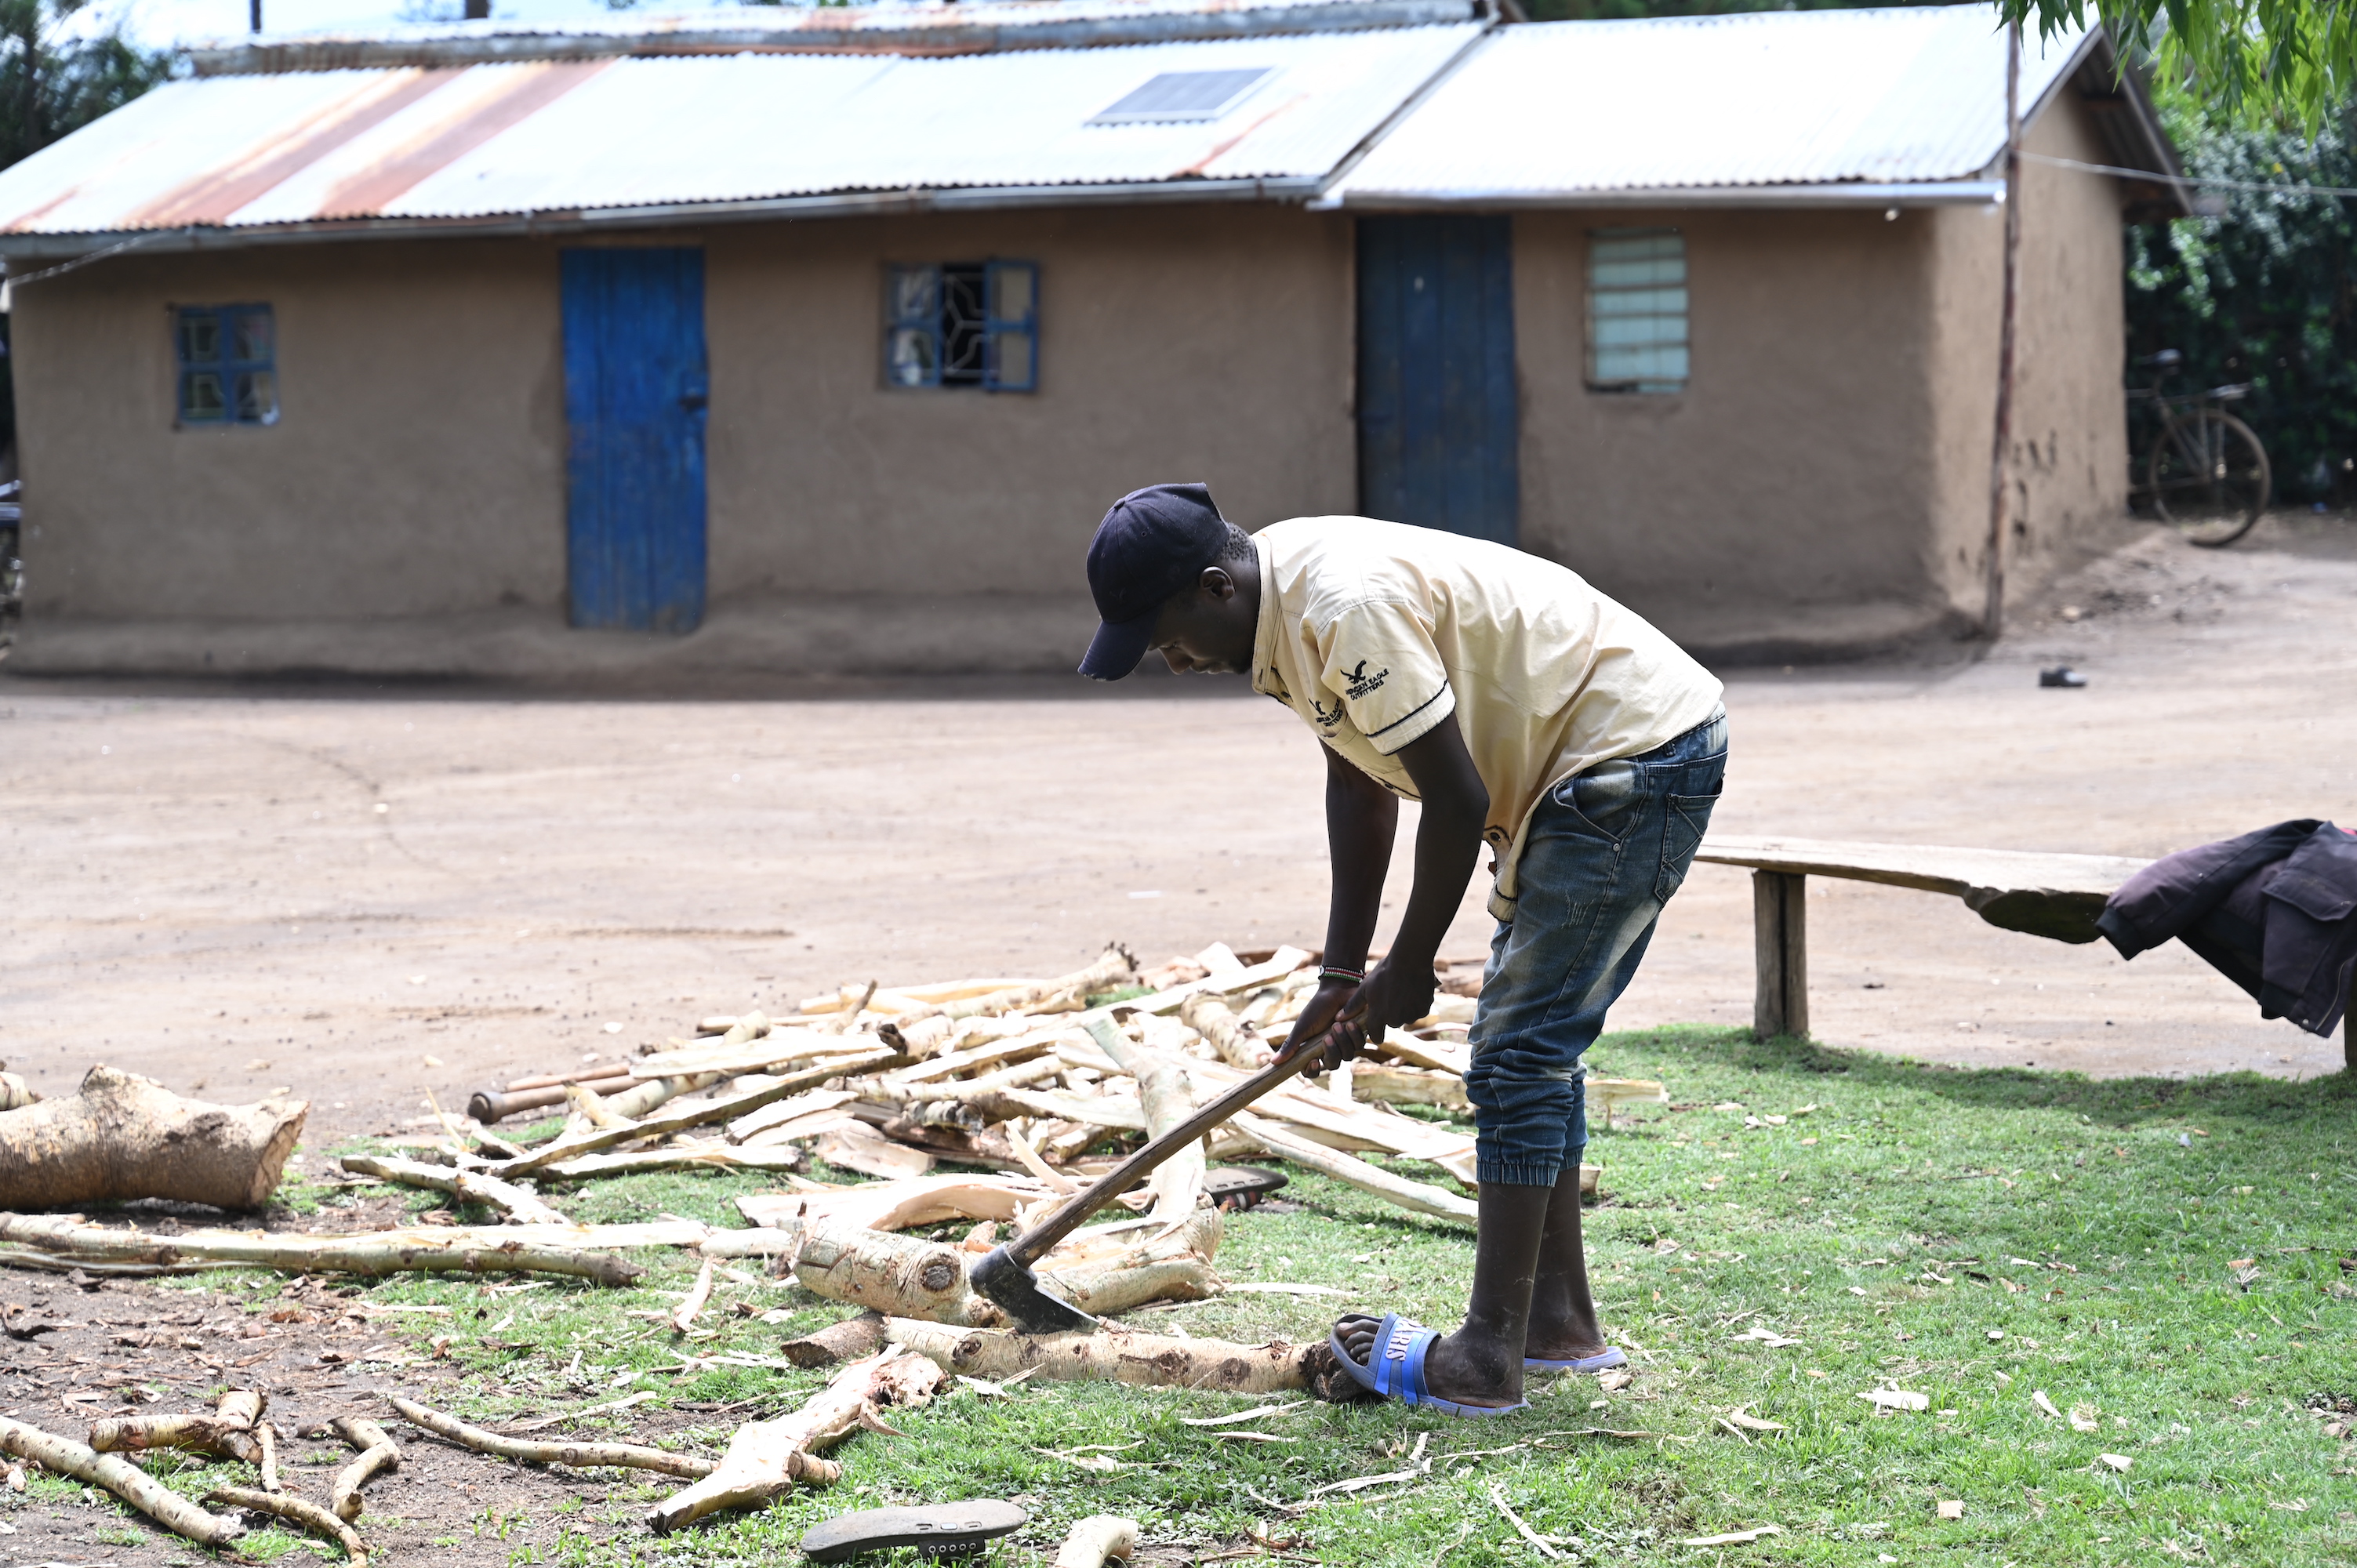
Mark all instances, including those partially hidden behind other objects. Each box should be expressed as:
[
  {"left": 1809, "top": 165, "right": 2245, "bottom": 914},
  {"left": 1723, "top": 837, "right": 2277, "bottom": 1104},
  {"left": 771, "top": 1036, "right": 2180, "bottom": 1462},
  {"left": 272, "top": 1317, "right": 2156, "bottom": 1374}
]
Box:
[
  {"left": 385, "top": 1396, "right": 713, "bottom": 1479},
  {"left": 207, "top": 1486, "right": 369, "bottom": 1566},
  {"left": 336, "top": 1155, "right": 568, "bottom": 1225},
  {"left": 645, "top": 1349, "right": 942, "bottom": 1534},
  {"left": 329, "top": 1417, "right": 401, "bottom": 1525},
  {"left": 1228, "top": 1113, "right": 1477, "bottom": 1224},
  {"left": 0, "top": 1414, "right": 245, "bottom": 1548}
]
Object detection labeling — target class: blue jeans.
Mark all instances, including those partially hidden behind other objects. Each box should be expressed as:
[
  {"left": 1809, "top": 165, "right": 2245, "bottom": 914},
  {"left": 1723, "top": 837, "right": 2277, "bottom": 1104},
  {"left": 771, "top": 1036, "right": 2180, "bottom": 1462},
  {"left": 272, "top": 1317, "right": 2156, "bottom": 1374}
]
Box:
[{"left": 1465, "top": 711, "right": 1728, "bottom": 1187}]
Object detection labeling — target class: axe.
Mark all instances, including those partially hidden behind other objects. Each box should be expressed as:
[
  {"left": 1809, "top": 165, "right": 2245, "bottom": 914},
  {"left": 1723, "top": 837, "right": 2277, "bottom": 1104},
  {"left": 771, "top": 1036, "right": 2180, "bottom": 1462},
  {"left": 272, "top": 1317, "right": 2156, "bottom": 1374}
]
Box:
[{"left": 969, "top": 1022, "right": 1345, "bottom": 1333}]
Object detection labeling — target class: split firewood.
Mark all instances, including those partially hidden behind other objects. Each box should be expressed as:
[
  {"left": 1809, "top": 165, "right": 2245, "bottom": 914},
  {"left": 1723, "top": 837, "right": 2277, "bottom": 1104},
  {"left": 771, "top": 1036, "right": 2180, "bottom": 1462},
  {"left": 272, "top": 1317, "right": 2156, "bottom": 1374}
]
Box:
[
  {"left": 385, "top": 1395, "right": 714, "bottom": 1479},
  {"left": 1352, "top": 1065, "right": 1469, "bottom": 1111},
  {"left": 335, "top": 1155, "right": 568, "bottom": 1225},
  {"left": 884, "top": 1029, "right": 1064, "bottom": 1087},
  {"left": 1132, "top": 946, "right": 1313, "bottom": 1018},
  {"left": 779, "top": 1311, "right": 888, "bottom": 1368},
  {"left": 1037, "top": 1209, "right": 1222, "bottom": 1318},
  {"left": 328, "top": 1417, "right": 400, "bottom": 1523},
  {"left": 736, "top": 1174, "right": 1051, "bottom": 1236},
  {"left": 0, "top": 1071, "right": 35, "bottom": 1112},
  {"left": 0, "top": 1414, "right": 246, "bottom": 1548},
  {"left": 89, "top": 1388, "right": 267, "bottom": 1465},
  {"left": 1227, "top": 1113, "right": 1476, "bottom": 1224},
  {"left": 671, "top": 1258, "right": 717, "bottom": 1334},
  {"left": 1057, "top": 1515, "right": 1141, "bottom": 1568},
  {"left": 726, "top": 1087, "right": 860, "bottom": 1144},
  {"left": 496, "top": 1047, "right": 906, "bottom": 1176},
  {"left": 0, "top": 1065, "right": 306, "bottom": 1210},
  {"left": 1590, "top": 1076, "right": 1669, "bottom": 1129},
  {"left": 872, "top": 1118, "right": 1034, "bottom": 1174},
  {"left": 884, "top": 1319, "right": 1318, "bottom": 1393},
  {"left": 207, "top": 1486, "right": 369, "bottom": 1565},
  {"left": 1087, "top": 1020, "right": 1205, "bottom": 1222},
  {"left": 814, "top": 1123, "right": 935, "bottom": 1180},
  {"left": 1178, "top": 993, "right": 1273, "bottom": 1070},
  {"left": 939, "top": 946, "right": 1136, "bottom": 1022},
  {"left": 540, "top": 1145, "right": 813, "bottom": 1179},
  {"left": 819, "top": 981, "right": 880, "bottom": 1035},
  {"left": 645, "top": 1348, "right": 942, "bottom": 1534},
  {"left": 0, "top": 1214, "right": 645, "bottom": 1284},
  {"left": 563, "top": 1082, "right": 631, "bottom": 1131}
]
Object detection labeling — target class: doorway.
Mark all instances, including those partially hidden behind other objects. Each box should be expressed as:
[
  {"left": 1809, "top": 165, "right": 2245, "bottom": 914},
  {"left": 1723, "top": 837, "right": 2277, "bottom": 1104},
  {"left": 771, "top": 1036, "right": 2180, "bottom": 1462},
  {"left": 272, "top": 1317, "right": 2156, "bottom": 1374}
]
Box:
[
  {"left": 560, "top": 247, "right": 710, "bottom": 633},
  {"left": 1355, "top": 215, "right": 1520, "bottom": 546}
]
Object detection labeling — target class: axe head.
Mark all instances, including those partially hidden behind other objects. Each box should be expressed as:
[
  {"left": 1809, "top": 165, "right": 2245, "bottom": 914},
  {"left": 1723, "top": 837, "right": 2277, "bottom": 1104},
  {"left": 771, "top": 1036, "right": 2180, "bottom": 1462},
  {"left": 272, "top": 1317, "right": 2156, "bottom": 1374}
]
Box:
[{"left": 970, "top": 1243, "right": 1099, "bottom": 1334}]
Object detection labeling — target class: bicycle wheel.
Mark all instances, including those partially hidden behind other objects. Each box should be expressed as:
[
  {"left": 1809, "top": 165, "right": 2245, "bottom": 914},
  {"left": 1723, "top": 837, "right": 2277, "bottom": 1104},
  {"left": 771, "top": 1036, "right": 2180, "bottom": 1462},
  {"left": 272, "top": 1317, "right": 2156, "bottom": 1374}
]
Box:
[{"left": 2145, "top": 409, "right": 2270, "bottom": 547}]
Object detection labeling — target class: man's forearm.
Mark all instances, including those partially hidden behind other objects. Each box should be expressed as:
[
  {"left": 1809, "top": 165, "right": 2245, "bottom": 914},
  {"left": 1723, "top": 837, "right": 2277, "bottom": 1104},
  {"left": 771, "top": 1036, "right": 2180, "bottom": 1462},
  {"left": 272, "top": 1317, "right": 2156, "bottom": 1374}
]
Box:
[
  {"left": 1321, "top": 757, "right": 1396, "bottom": 970},
  {"left": 1390, "top": 799, "right": 1484, "bottom": 971}
]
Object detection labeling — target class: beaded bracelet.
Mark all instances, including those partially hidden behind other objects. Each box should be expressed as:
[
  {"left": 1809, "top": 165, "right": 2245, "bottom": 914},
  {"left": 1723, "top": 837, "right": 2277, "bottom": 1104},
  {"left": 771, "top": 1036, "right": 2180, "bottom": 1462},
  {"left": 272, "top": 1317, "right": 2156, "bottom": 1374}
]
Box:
[{"left": 1319, "top": 965, "right": 1366, "bottom": 985}]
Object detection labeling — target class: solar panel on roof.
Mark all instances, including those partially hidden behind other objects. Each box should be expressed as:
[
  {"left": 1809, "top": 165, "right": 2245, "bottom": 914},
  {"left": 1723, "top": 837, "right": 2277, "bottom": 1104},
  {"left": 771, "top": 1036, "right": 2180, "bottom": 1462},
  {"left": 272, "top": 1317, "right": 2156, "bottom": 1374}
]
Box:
[{"left": 1088, "top": 67, "right": 1272, "bottom": 124}]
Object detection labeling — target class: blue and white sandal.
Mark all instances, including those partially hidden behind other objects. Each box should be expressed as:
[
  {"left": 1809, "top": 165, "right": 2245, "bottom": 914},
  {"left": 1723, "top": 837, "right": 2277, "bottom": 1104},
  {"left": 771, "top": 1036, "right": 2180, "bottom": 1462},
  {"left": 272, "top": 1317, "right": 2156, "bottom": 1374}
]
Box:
[
  {"left": 1525, "top": 1346, "right": 1628, "bottom": 1374},
  {"left": 1329, "top": 1312, "right": 1529, "bottom": 1418}
]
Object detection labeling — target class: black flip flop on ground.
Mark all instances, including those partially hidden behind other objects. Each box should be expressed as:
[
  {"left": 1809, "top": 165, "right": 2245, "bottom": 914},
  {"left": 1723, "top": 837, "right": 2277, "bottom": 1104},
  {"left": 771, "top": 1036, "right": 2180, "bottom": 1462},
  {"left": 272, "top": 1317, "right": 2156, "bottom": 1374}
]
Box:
[{"left": 799, "top": 1501, "right": 1028, "bottom": 1561}]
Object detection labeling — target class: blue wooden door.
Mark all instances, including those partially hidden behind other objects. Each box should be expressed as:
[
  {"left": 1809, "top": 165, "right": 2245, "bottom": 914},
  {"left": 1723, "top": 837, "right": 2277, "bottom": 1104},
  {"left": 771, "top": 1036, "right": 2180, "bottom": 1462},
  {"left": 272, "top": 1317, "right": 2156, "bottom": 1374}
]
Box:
[
  {"left": 1356, "top": 216, "right": 1519, "bottom": 546},
  {"left": 561, "top": 247, "right": 709, "bottom": 633}
]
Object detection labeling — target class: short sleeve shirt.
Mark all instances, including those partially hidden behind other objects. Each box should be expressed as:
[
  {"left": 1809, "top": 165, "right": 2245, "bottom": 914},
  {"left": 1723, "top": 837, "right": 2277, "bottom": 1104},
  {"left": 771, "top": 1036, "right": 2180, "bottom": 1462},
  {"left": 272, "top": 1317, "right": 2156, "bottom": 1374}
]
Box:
[{"left": 1248, "top": 517, "right": 1724, "bottom": 903}]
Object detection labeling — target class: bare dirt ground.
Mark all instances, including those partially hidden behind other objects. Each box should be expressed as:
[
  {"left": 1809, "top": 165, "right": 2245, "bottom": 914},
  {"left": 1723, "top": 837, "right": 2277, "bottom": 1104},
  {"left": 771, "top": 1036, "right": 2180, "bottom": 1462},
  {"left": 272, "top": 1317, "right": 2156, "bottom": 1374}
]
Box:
[{"left": 2, "top": 516, "right": 2353, "bottom": 1147}]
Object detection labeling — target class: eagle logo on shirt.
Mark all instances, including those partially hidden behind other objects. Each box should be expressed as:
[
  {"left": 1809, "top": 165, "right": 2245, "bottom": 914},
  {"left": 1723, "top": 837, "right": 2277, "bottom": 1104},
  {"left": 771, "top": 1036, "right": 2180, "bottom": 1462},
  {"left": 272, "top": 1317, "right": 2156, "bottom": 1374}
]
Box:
[
  {"left": 1308, "top": 695, "right": 1346, "bottom": 728},
  {"left": 1343, "top": 660, "right": 1390, "bottom": 701}
]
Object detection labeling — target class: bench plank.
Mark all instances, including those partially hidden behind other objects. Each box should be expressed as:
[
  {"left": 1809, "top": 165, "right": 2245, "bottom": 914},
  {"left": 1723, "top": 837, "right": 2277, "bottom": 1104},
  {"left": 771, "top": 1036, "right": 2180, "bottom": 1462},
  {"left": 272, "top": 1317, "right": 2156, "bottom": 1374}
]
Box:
[{"left": 1697, "top": 835, "right": 2152, "bottom": 946}]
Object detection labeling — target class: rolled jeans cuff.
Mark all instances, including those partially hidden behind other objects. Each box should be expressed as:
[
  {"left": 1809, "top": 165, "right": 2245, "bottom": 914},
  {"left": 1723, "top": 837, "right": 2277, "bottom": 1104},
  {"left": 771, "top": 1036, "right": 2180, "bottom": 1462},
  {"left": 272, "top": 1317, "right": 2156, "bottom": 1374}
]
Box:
[{"left": 1473, "top": 1150, "right": 1583, "bottom": 1189}]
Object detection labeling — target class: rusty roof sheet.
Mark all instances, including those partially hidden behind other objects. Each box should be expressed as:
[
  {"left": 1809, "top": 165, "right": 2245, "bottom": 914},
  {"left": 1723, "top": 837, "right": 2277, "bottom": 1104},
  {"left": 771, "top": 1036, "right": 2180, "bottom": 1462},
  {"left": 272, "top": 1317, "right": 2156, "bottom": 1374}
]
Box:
[
  {"left": 0, "top": 24, "right": 1480, "bottom": 236},
  {"left": 188, "top": 0, "right": 1474, "bottom": 71},
  {"left": 1326, "top": 5, "right": 2101, "bottom": 204}
]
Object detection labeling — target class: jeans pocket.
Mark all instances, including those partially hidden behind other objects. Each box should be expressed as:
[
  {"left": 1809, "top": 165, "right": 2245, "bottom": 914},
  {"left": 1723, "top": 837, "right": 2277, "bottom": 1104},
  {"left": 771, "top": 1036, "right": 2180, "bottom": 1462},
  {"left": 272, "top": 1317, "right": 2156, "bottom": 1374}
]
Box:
[
  {"left": 1655, "top": 788, "right": 1723, "bottom": 902},
  {"left": 1560, "top": 760, "right": 1643, "bottom": 844}
]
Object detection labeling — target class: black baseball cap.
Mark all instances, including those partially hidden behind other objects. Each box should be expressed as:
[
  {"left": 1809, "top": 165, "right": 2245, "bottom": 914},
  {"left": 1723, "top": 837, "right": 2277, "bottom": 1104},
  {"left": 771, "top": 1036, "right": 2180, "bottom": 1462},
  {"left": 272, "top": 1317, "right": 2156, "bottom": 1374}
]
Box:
[{"left": 1077, "top": 482, "right": 1229, "bottom": 681}]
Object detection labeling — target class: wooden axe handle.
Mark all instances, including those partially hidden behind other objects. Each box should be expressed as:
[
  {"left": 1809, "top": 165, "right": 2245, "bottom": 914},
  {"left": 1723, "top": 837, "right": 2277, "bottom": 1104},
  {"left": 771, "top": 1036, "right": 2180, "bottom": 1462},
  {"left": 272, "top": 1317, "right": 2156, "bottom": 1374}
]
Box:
[{"left": 1004, "top": 1030, "right": 1332, "bottom": 1268}]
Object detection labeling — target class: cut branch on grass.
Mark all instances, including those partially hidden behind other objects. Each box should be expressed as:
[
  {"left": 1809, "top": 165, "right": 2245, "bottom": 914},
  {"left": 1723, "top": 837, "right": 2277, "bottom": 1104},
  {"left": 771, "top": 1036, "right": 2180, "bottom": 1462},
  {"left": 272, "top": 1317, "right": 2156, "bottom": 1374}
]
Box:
[
  {"left": 207, "top": 1485, "right": 369, "bottom": 1566},
  {"left": 89, "top": 1389, "right": 267, "bottom": 1465},
  {"left": 329, "top": 1417, "right": 401, "bottom": 1524},
  {"left": 1179, "top": 993, "right": 1273, "bottom": 1070},
  {"left": 0, "top": 1414, "right": 245, "bottom": 1548},
  {"left": 0, "top": 1214, "right": 645, "bottom": 1285},
  {"left": 336, "top": 1155, "right": 568, "bottom": 1225},
  {"left": 0, "top": 1065, "right": 306, "bottom": 1210},
  {"left": 1086, "top": 1019, "right": 1206, "bottom": 1221},
  {"left": 779, "top": 1312, "right": 888, "bottom": 1368},
  {"left": 670, "top": 1258, "right": 717, "bottom": 1334},
  {"left": 790, "top": 1218, "right": 1002, "bottom": 1327},
  {"left": 645, "top": 1348, "right": 942, "bottom": 1534},
  {"left": 384, "top": 1396, "right": 714, "bottom": 1479},
  {"left": 1055, "top": 1515, "right": 1140, "bottom": 1568},
  {"left": 884, "top": 1319, "right": 1318, "bottom": 1394}
]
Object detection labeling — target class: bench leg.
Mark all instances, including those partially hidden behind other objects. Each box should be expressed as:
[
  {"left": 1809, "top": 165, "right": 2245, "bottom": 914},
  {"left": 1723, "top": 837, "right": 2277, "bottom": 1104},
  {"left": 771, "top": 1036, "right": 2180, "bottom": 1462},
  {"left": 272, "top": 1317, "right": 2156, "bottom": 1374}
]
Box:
[{"left": 1752, "top": 870, "right": 1808, "bottom": 1040}]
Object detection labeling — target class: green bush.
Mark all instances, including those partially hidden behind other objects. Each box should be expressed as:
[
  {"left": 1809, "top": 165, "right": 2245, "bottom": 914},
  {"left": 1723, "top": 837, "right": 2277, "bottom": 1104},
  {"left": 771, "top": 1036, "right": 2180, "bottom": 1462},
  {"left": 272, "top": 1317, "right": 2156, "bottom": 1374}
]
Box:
[{"left": 2126, "top": 109, "right": 2357, "bottom": 504}]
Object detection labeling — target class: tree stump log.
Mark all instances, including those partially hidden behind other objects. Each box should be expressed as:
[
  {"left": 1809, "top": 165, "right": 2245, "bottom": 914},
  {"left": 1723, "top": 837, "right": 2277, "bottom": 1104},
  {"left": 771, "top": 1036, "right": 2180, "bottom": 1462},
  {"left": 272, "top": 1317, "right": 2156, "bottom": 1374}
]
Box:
[{"left": 0, "top": 1065, "right": 305, "bottom": 1210}]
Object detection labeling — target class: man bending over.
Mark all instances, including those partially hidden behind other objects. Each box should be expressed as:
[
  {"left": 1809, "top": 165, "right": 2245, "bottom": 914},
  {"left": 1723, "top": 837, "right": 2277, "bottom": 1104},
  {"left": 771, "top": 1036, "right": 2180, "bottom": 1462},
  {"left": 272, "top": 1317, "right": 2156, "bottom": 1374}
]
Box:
[{"left": 1077, "top": 483, "right": 1726, "bottom": 1416}]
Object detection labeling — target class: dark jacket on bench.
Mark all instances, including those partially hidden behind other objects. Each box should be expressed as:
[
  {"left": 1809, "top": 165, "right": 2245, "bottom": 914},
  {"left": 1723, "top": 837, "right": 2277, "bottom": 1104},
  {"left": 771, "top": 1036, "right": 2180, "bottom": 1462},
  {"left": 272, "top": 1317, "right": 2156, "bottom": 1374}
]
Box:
[{"left": 2096, "top": 819, "right": 2357, "bottom": 1038}]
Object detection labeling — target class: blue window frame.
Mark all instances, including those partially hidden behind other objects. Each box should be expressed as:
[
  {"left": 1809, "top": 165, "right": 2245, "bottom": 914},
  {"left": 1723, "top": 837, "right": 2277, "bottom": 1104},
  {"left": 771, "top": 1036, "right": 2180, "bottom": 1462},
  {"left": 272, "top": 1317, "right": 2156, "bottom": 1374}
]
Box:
[
  {"left": 884, "top": 261, "right": 1037, "bottom": 392},
  {"left": 176, "top": 303, "right": 278, "bottom": 426}
]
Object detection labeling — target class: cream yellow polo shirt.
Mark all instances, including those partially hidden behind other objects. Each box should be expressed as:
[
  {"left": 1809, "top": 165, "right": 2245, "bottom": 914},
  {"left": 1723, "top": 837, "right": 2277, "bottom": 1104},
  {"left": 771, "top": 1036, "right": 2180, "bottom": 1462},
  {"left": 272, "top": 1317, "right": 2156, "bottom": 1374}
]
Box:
[{"left": 1248, "top": 517, "right": 1723, "bottom": 912}]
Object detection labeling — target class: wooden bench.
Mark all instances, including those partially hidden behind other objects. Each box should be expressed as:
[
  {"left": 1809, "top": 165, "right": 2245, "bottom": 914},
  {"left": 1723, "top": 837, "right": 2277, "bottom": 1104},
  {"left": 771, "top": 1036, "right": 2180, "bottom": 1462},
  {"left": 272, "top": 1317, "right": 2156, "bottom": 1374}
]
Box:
[{"left": 1693, "top": 835, "right": 2154, "bottom": 1041}]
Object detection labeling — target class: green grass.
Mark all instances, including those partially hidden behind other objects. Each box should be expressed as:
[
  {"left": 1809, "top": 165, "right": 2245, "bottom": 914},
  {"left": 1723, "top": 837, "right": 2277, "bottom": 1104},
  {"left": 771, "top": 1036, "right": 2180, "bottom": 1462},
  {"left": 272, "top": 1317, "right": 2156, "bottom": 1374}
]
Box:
[{"left": 23, "top": 1025, "right": 2357, "bottom": 1564}]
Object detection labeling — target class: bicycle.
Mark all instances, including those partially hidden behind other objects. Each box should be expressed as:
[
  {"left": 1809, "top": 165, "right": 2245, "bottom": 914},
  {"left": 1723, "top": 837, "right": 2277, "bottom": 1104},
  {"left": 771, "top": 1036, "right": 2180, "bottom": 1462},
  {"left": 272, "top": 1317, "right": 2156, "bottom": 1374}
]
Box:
[{"left": 2127, "top": 349, "right": 2272, "bottom": 547}]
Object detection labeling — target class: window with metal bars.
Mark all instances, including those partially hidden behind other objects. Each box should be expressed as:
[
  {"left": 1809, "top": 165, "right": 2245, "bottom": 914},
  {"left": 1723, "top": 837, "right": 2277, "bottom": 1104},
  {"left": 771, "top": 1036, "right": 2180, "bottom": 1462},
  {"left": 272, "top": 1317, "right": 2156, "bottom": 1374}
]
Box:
[
  {"left": 176, "top": 303, "right": 278, "bottom": 426},
  {"left": 1585, "top": 230, "right": 1687, "bottom": 394},
  {"left": 884, "top": 261, "right": 1039, "bottom": 392}
]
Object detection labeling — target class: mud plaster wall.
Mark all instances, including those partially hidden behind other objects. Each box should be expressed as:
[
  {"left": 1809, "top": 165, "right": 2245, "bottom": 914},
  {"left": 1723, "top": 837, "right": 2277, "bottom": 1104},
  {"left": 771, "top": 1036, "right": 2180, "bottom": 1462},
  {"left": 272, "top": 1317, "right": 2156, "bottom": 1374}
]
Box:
[
  {"left": 701, "top": 203, "right": 1354, "bottom": 598},
  {"left": 1510, "top": 205, "right": 1943, "bottom": 627},
  {"left": 12, "top": 204, "right": 1355, "bottom": 622},
  {"left": 13, "top": 239, "right": 566, "bottom": 620},
  {"left": 1924, "top": 88, "right": 2130, "bottom": 615}
]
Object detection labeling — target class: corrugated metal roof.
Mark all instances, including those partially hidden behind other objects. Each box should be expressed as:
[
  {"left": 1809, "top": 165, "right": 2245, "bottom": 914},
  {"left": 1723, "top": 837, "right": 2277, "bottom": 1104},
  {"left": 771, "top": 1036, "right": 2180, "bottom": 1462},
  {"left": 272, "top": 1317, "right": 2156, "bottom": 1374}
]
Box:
[
  {"left": 0, "top": 24, "right": 1480, "bottom": 238},
  {"left": 1326, "top": 5, "right": 2098, "bottom": 205},
  {"left": 189, "top": 0, "right": 1477, "bottom": 72}
]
